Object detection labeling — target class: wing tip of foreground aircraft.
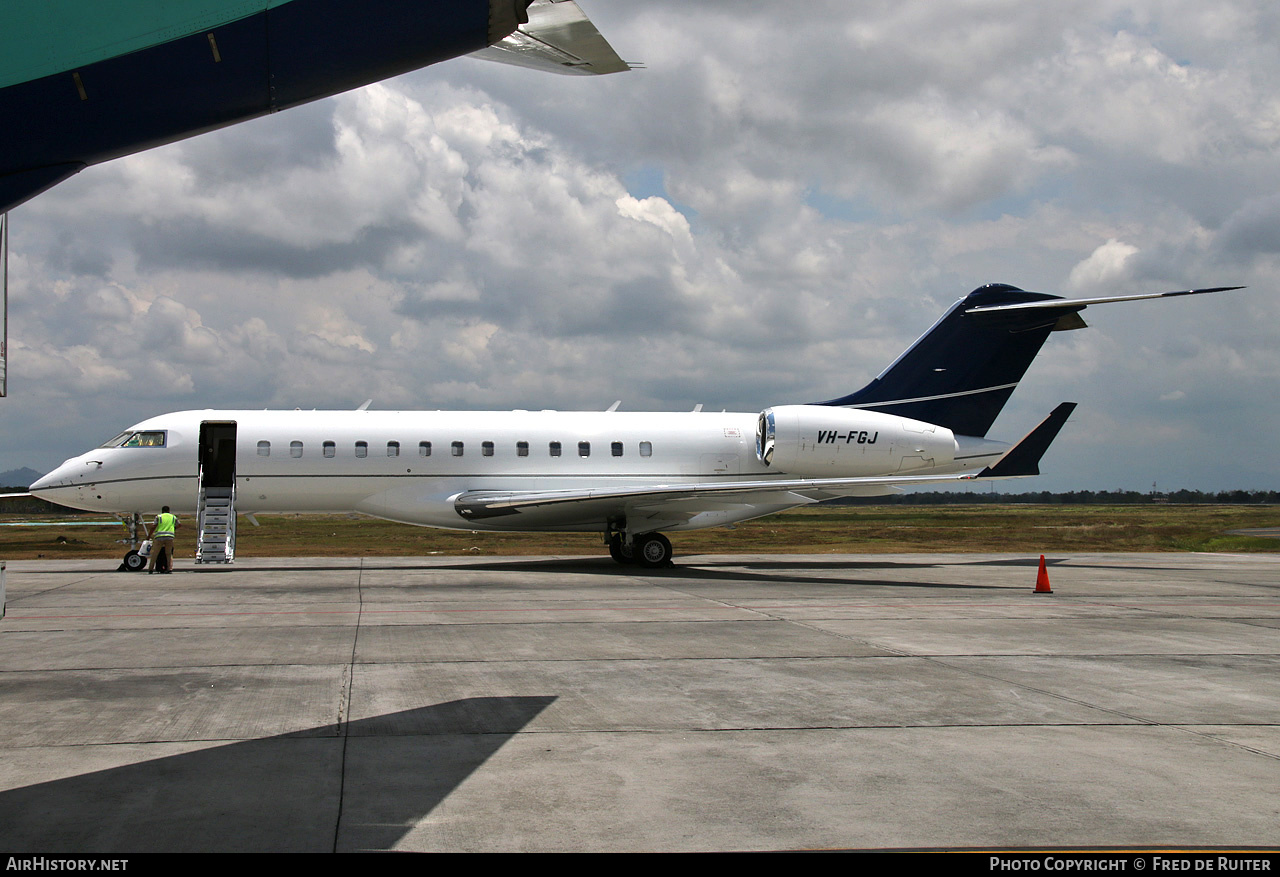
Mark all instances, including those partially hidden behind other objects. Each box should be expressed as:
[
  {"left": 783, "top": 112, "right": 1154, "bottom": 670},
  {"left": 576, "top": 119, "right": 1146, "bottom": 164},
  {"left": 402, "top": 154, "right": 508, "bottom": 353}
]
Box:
[{"left": 473, "top": 0, "right": 637, "bottom": 76}]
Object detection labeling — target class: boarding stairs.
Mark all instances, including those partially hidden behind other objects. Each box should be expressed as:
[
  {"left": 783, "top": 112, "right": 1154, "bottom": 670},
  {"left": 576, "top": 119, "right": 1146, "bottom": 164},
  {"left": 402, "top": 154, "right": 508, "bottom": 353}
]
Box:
[{"left": 195, "top": 484, "right": 236, "bottom": 564}]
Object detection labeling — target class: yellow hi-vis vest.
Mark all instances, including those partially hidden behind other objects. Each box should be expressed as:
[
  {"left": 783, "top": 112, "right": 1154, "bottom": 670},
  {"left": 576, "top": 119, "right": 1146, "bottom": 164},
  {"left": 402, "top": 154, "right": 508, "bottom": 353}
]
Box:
[{"left": 155, "top": 512, "right": 177, "bottom": 537}]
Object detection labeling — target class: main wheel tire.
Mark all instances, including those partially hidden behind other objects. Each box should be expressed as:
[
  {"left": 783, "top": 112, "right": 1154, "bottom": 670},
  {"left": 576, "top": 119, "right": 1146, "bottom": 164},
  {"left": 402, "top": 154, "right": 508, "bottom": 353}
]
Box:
[
  {"left": 608, "top": 534, "right": 635, "bottom": 564},
  {"left": 123, "top": 550, "right": 147, "bottom": 572},
  {"left": 635, "top": 533, "right": 672, "bottom": 568}
]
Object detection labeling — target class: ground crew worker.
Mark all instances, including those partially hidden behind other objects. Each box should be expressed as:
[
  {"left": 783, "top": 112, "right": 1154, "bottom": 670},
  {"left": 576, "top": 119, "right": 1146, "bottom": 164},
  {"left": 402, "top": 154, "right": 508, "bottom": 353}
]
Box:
[{"left": 148, "top": 506, "right": 179, "bottom": 573}]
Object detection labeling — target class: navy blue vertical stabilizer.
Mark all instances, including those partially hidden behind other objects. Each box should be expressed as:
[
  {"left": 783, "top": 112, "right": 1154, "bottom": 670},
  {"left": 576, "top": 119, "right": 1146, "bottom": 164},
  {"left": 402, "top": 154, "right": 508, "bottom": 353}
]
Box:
[{"left": 815, "top": 284, "right": 1089, "bottom": 437}]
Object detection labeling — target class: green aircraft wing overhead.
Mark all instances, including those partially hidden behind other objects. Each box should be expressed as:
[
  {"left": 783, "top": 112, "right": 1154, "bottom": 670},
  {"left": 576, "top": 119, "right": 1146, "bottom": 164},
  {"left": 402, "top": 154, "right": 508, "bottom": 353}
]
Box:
[
  {"left": 0, "top": 1, "right": 294, "bottom": 91},
  {"left": 0, "top": 0, "right": 628, "bottom": 213}
]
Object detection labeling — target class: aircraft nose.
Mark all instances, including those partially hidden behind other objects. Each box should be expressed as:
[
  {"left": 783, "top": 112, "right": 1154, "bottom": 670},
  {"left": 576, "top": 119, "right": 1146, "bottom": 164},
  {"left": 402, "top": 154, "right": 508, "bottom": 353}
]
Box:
[
  {"left": 29, "top": 467, "right": 67, "bottom": 496},
  {"left": 29, "top": 458, "right": 101, "bottom": 500}
]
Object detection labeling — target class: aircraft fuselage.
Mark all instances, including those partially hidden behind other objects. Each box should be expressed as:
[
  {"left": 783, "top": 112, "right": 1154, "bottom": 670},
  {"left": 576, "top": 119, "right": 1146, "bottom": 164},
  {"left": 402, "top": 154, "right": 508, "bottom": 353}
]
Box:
[{"left": 31, "top": 407, "right": 980, "bottom": 533}]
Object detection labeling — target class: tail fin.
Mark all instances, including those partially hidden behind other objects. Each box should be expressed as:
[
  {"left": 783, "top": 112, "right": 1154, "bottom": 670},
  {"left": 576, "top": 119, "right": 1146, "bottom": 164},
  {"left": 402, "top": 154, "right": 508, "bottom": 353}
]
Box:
[
  {"left": 815, "top": 283, "right": 1242, "bottom": 437},
  {"left": 815, "top": 285, "right": 1085, "bottom": 437}
]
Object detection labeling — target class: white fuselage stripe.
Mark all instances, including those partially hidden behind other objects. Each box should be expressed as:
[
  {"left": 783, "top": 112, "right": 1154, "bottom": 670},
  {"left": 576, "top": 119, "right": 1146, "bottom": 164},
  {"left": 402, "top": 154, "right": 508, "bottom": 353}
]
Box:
[{"left": 839, "top": 382, "right": 1018, "bottom": 409}]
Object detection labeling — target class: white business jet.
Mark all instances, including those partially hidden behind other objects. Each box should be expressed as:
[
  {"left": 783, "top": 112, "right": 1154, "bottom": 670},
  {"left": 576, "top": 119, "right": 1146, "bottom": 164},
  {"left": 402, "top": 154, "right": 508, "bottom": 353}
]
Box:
[{"left": 30, "top": 284, "right": 1241, "bottom": 569}]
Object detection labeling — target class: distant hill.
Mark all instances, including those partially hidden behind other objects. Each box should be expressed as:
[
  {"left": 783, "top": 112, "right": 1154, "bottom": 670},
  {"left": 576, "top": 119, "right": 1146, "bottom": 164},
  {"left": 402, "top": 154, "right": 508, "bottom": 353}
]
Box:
[{"left": 0, "top": 467, "right": 43, "bottom": 490}]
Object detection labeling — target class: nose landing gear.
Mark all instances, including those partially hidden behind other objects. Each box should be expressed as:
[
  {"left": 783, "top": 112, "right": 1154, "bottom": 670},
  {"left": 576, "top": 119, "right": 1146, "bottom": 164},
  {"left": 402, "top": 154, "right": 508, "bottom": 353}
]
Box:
[{"left": 118, "top": 512, "right": 149, "bottom": 572}]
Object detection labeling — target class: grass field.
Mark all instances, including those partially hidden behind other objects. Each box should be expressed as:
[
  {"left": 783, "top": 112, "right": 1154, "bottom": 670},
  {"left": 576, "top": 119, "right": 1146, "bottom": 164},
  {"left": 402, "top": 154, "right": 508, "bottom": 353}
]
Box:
[{"left": 1, "top": 504, "right": 1278, "bottom": 561}]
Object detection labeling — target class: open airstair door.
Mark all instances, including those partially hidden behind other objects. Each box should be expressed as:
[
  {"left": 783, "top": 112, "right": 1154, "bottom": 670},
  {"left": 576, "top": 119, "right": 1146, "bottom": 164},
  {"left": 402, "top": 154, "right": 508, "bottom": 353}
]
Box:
[{"left": 196, "top": 421, "right": 237, "bottom": 564}]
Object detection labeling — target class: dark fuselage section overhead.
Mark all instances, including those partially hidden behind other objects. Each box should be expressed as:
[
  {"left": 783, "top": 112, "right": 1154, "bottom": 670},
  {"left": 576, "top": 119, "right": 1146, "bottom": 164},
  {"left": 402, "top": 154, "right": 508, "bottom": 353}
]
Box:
[{"left": 0, "top": 0, "right": 533, "bottom": 213}]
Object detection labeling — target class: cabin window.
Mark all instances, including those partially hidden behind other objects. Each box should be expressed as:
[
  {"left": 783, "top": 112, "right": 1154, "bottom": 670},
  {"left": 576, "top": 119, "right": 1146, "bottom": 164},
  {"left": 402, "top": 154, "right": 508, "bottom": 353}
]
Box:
[
  {"left": 290, "top": 441, "right": 303, "bottom": 458},
  {"left": 323, "top": 441, "right": 335, "bottom": 458},
  {"left": 640, "top": 441, "right": 652, "bottom": 457},
  {"left": 578, "top": 441, "right": 590, "bottom": 457},
  {"left": 355, "top": 441, "right": 368, "bottom": 458},
  {"left": 451, "top": 441, "right": 464, "bottom": 457},
  {"left": 517, "top": 441, "right": 529, "bottom": 457},
  {"left": 387, "top": 441, "right": 400, "bottom": 457},
  {"left": 549, "top": 441, "right": 562, "bottom": 457},
  {"left": 482, "top": 441, "right": 494, "bottom": 457},
  {"left": 419, "top": 441, "right": 431, "bottom": 457},
  {"left": 611, "top": 441, "right": 623, "bottom": 457},
  {"left": 257, "top": 441, "right": 270, "bottom": 457}
]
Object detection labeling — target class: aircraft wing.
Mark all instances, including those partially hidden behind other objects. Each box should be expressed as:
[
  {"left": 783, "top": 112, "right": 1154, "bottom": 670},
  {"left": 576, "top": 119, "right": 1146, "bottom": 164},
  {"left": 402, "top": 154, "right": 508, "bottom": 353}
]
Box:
[
  {"left": 454, "top": 404, "right": 1076, "bottom": 525},
  {"left": 455, "top": 471, "right": 978, "bottom": 523},
  {"left": 470, "top": 0, "right": 632, "bottom": 75}
]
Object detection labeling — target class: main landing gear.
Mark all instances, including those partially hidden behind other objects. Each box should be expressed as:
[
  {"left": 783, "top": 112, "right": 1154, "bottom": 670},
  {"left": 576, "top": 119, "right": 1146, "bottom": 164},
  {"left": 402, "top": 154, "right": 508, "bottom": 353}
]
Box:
[{"left": 607, "top": 531, "right": 673, "bottom": 568}]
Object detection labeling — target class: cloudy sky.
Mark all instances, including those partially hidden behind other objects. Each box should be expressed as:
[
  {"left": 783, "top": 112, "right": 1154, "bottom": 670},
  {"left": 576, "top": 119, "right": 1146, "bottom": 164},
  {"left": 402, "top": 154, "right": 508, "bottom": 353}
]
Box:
[{"left": 4, "top": 0, "right": 1279, "bottom": 492}]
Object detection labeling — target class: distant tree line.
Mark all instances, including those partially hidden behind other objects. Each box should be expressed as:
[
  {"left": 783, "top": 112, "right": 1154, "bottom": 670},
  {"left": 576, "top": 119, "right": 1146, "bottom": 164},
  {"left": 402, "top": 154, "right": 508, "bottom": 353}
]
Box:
[
  {"left": 2, "top": 486, "right": 1276, "bottom": 517},
  {"left": 0, "top": 491, "right": 79, "bottom": 514},
  {"left": 840, "top": 489, "right": 1280, "bottom": 505}
]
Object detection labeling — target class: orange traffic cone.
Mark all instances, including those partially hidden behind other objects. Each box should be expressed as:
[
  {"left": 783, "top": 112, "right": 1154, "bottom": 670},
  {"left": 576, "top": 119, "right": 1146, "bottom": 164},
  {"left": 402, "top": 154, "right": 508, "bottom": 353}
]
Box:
[{"left": 1034, "top": 554, "right": 1053, "bottom": 594}]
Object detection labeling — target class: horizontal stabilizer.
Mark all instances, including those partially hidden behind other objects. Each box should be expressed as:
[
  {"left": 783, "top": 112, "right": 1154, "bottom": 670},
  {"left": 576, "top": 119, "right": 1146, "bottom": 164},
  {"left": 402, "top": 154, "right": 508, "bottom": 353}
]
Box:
[
  {"left": 964, "top": 287, "right": 1245, "bottom": 314},
  {"left": 978, "top": 402, "right": 1077, "bottom": 478}
]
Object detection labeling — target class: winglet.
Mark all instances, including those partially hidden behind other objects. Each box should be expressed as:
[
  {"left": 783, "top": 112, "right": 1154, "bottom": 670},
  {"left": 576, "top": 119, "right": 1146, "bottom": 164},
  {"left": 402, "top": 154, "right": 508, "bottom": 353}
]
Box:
[{"left": 978, "top": 402, "right": 1077, "bottom": 478}]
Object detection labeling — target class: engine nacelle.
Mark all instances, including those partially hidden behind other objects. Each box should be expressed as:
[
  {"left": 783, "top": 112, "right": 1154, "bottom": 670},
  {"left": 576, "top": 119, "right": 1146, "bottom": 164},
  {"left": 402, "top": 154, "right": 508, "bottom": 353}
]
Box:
[{"left": 756, "top": 405, "right": 956, "bottom": 477}]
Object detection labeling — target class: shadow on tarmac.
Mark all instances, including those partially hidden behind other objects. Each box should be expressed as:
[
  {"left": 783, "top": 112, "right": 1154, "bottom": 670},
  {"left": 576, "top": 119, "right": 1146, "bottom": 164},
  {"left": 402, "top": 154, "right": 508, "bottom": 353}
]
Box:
[
  {"left": 26, "top": 554, "right": 1069, "bottom": 589},
  {"left": 0, "top": 696, "right": 556, "bottom": 852}
]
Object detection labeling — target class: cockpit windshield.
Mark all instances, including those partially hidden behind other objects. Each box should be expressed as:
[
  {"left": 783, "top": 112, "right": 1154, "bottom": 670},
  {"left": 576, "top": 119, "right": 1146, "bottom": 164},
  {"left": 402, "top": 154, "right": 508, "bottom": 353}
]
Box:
[{"left": 98, "top": 431, "right": 166, "bottom": 449}]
